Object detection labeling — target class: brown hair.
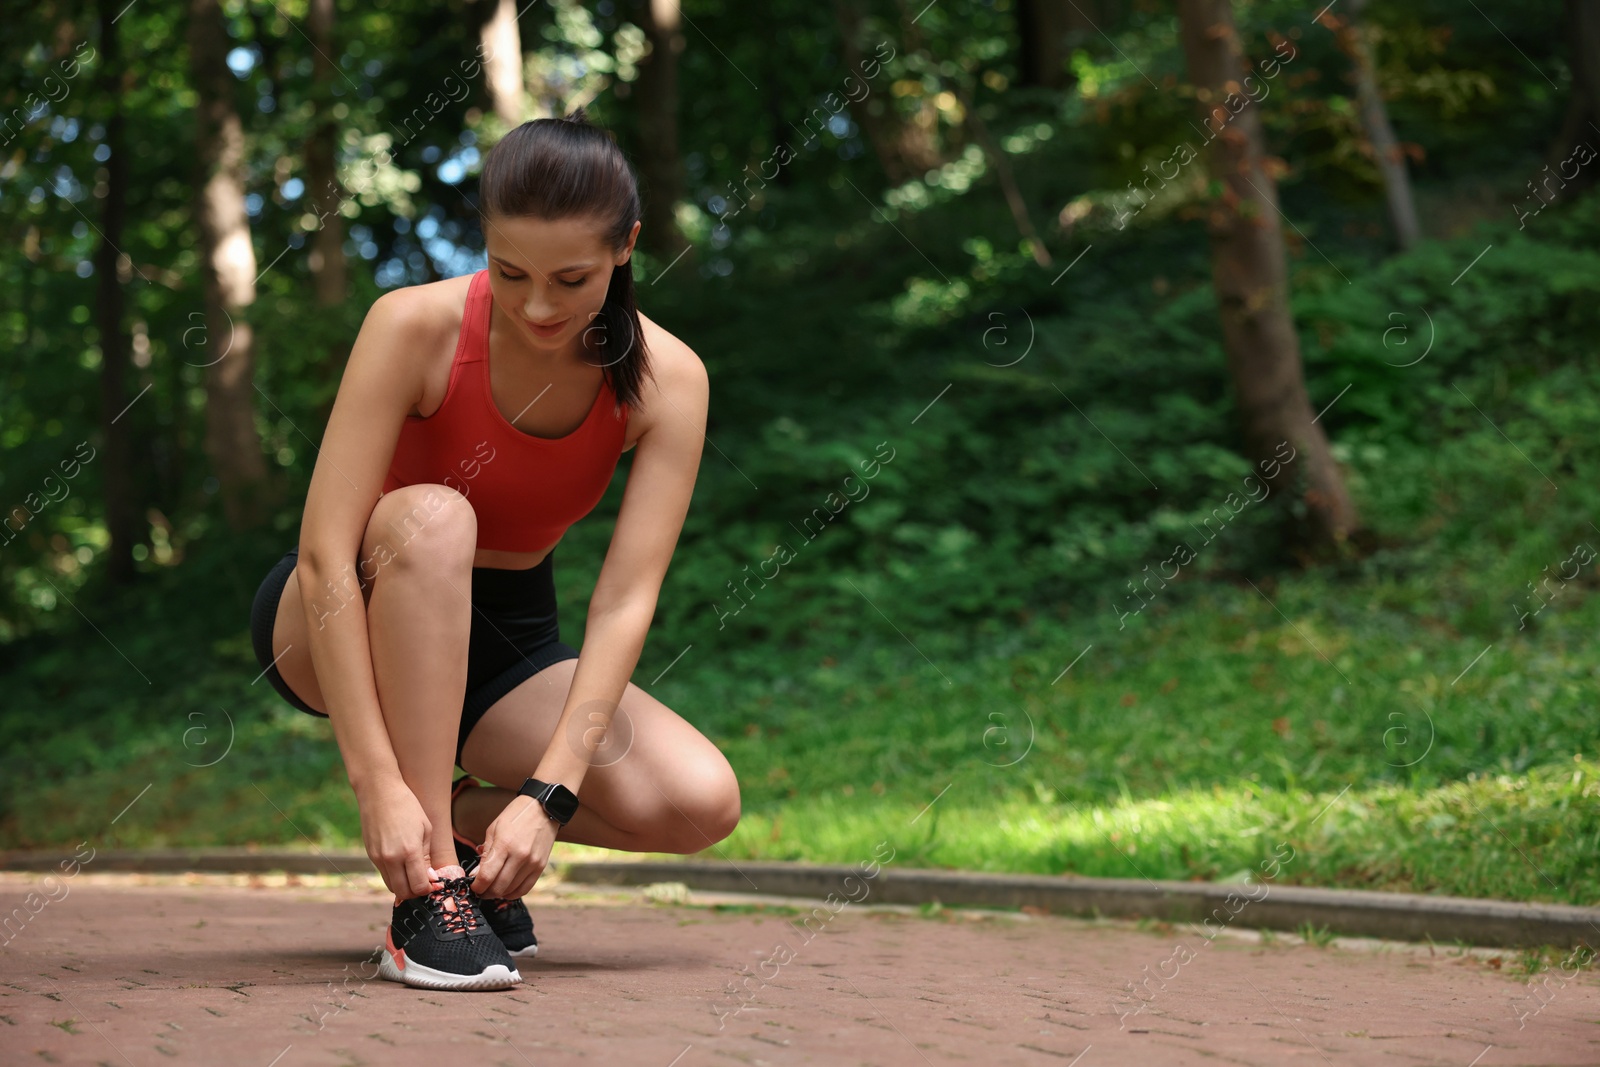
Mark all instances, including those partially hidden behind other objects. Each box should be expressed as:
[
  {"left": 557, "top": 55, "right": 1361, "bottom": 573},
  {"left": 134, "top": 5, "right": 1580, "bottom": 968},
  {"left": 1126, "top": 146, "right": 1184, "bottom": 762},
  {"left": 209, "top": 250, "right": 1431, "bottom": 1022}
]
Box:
[{"left": 476, "top": 107, "right": 652, "bottom": 411}]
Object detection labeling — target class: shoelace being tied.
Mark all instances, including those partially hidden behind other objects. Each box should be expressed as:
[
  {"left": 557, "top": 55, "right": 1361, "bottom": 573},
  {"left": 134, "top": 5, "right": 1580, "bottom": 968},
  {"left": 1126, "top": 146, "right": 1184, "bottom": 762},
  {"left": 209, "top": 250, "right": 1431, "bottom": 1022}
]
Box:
[
  {"left": 458, "top": 854, "right": 515, "bottom": 913},
  {"left": 426, "top": 874, "right": 484, "bottom": 935}
]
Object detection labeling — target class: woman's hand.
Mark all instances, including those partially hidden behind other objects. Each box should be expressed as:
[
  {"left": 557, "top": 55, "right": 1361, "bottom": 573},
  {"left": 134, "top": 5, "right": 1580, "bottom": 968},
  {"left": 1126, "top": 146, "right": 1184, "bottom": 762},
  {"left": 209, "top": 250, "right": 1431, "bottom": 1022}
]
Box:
[
  {"left": 356, "top": 777, "right": 434, "bottom": 899},
  {"left": 471, "top": 795, "right": 559, "bottom": 900}
]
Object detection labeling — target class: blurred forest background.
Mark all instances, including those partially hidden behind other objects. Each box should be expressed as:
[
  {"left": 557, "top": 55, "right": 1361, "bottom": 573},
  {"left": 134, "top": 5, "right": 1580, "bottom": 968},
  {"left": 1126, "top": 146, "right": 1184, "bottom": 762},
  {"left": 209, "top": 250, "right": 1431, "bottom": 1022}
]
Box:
[{"left": 3, "top": 0, "right": 1600, "bottom": 904}]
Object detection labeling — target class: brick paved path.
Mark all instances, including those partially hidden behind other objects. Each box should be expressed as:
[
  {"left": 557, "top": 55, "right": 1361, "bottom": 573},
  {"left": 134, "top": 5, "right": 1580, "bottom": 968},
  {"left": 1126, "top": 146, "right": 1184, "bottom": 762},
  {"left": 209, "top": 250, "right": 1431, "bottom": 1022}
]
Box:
[{"left": 1, "top": 873, "right": 1593, "bottom": 1066}]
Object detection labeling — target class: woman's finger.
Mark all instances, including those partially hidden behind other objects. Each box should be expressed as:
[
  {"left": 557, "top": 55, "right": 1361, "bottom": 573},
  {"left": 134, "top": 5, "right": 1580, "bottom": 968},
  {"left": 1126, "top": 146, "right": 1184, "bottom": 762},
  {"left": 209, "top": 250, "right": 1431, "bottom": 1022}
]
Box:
[
  {"left": 516, "top": 852, "right": 549, "bottom": 899},
  {"left": 379, "top": 859, "right": 405, "bottom": 898},
  {"left": 472, "top": 836, "right": 507, "bottom": 897},
  {"left": 490, "top": 846, "right": 533, "bottom": 900},
  {"left": 508, "top": 846, "right": 549, "bottom": 900},
  {"left": 485, "top": 852, "right": 521, "bottom": 899},
  {"left": 404, "top": 849, "right": 433, "bottom": 898},
  {"left": 514, "top": 853, "right": 540, "bottom": 898}
]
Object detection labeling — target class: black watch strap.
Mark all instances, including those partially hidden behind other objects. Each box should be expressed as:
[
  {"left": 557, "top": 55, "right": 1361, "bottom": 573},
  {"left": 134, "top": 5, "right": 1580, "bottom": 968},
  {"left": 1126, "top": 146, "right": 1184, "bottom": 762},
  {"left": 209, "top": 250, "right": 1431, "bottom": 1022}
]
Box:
[{"left": 518, "top": 777, "right": 580, "bottom": 826}]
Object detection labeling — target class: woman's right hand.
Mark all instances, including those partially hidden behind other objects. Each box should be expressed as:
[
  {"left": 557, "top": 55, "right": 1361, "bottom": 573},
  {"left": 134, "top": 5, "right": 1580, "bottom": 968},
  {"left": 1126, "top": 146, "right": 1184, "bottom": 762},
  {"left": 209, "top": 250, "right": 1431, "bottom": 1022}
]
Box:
[{"left": 356, "top": 778, "right": 434, "bottom": 899}]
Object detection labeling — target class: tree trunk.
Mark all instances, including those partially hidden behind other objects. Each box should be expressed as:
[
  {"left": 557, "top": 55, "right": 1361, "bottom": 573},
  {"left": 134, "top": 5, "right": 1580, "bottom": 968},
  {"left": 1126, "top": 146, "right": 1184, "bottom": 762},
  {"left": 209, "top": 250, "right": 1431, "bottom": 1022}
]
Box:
[
  {"left": 635, "top": 0, "right": 690, "bottom": 260},
  {"left": 480, "top": 0, "right": 526, "bottom": 126},
  {"left": 95, "top": 0, "right": 138, "bottom": 584},
  {"left": 891, "top": 2, "right": 946, "bottom": 177},
  {"left": 188, "top": 0, "right": 271, "bottom": 530},
  {"left": 833, "top": 0, "right": 915, "bottom": 184},
  {"left": 765, "top": 84, "right": 796, "bottom": 191},
  {"left": 1016, "top": 0, "right": 1095, "bottom": 90},
  {"left": 306, "top": 0, "right": 351, "bottom": 413},
  {"left": 1176, "top": 0, "right": 1360, "bottom": 555},
  {"left": 1323, "top": 0, "right": 1420, "bottom": 250},
  {"left": 1570, "top": 0, "right": 1600, "bottom": 120},
  {"left": 835, "top": 0, "right": 945, "bottom": 185},
  {"left": 306, "top": 0, "right": 347, "bottom": 307},
  {"left": 1554, "top": 0, "right": 1600, "bottom": 185}
]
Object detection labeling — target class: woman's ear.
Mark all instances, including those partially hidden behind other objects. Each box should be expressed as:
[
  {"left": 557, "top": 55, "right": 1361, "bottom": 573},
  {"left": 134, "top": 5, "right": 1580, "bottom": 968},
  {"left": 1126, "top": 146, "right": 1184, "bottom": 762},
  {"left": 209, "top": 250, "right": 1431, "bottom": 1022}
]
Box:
[{"left": 619, "top": 219, "right": 642, "bottom": 263}]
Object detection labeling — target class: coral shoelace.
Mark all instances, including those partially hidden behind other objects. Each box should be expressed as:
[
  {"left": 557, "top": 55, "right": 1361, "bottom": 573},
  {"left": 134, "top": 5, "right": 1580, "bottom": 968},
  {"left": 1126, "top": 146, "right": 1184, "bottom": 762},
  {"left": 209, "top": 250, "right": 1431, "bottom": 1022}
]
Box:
[{"left": 426, "top": 875, "right": 484, "bottom": 935}]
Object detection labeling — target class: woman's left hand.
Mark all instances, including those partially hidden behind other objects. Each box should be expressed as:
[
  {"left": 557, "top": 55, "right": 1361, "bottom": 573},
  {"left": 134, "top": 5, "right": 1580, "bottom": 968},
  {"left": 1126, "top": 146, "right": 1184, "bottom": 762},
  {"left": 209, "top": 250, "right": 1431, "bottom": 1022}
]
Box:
[{"left": 470, "top": 795, "right": 559, "bottom": 900}]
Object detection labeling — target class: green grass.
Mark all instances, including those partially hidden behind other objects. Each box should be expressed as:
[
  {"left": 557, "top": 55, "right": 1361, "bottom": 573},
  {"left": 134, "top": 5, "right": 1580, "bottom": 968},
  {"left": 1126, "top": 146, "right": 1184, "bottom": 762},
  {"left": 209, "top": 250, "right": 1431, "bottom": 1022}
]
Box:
[
  {"left": 5, "top": 193, "right": 1600, "bottom": 909},
  {"left": 4, "top": 541, "right": 1599, "bottom": 905},
  {"left": 1298, "top": 922, "right": 1337, "bottom": 948}
]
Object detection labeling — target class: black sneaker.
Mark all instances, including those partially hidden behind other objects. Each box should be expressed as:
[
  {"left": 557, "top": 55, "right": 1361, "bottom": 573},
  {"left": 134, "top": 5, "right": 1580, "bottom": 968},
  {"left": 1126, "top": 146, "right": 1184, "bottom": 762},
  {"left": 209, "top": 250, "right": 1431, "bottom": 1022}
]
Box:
[
  {"left": 454, "top": 835, "right": 540, "bottom": 958},
  {"left": 377, "top": 864, "right": 521, "bottom": 990},
  {"left": 452, "top": 776, "right": 539, "bottom": 959}
]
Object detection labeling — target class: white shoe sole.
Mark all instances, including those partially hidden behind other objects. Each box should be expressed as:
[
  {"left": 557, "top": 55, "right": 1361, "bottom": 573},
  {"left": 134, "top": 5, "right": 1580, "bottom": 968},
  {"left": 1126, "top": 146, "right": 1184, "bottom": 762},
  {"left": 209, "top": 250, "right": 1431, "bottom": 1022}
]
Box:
[
  {"left": 508, "top": 943, "right": 539, "bottom": 959},
  {"left": 378, "top": 953, "right": 521, "bottom": 991}
]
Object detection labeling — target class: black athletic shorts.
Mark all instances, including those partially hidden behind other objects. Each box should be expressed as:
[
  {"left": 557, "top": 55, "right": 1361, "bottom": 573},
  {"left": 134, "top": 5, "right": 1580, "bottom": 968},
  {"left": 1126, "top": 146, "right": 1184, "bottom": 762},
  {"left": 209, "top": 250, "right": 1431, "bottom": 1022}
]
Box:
[{"left": 248, "top": 545, "right": 580, "bottom": 768}]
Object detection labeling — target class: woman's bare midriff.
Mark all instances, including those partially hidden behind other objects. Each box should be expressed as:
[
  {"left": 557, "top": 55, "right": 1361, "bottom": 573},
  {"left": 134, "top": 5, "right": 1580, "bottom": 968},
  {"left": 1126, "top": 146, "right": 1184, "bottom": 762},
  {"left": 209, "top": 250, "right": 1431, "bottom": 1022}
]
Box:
[{"left": 473, "top": 544, "right": 558, "bottom": 571}]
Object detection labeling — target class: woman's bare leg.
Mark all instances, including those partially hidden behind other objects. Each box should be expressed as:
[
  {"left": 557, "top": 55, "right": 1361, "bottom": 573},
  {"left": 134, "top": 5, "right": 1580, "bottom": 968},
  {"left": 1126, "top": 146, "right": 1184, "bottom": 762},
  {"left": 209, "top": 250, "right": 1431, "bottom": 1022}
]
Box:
[
  {"left": 270, "top": 483, "right": 478, "bottom": 875},
  {"left": 456, "top": 658, "right": 741, "bottom": 855}
]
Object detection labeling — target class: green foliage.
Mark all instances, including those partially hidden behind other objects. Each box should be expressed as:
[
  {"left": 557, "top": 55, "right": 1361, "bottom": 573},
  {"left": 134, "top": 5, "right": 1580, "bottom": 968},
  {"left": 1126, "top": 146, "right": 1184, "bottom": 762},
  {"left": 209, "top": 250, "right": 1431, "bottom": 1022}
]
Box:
[
  {"left": 1297, "top": 921, "right": 1337, "bottom": 948},
  {"left": 1, "top": 0, "right": 1594, "bottom": 908}
]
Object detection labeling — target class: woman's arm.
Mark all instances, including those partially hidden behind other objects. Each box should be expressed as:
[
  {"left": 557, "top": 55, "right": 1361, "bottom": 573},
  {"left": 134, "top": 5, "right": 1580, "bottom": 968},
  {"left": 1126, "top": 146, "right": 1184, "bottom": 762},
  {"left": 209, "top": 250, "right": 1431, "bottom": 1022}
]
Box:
[
  {"left": 297, "top": 288, "right": 440, "bottom": 897},
  {"left": 541, "top": 342, "right": 708, "bottom": 790},
  {"left": 472, "top": 338, "right": 709, "bottom": 899}
]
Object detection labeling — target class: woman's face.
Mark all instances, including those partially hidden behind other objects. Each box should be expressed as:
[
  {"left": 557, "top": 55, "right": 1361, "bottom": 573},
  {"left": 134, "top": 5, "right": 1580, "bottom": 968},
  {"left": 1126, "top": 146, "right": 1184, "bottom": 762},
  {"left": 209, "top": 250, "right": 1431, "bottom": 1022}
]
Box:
[{"left": 482, "top": 213, "right": 640, "bottom": 357}]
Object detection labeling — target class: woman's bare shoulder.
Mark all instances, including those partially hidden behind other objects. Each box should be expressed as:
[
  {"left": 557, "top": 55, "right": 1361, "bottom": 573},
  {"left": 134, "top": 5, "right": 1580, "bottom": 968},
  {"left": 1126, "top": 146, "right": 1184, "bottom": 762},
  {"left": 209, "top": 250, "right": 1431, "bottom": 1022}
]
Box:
[
  {"left": 632, "top": 311, "right": 706, "bottom": 427},
  {"left": 368, "top": 273, "right": 474, "bottom": 336},
  {"left": 363, "top": 274, "right": 476, "bottom": 416},
  {"left": 637, "top": 311, "right": 705, "bottom": 385}
]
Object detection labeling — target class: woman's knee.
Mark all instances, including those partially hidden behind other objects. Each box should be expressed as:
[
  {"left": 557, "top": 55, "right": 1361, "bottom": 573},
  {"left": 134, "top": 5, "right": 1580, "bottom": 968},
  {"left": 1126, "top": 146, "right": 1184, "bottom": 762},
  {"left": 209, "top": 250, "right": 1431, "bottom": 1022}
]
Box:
[
  {"left": 363, "top": 483, "right": 477, "bottom": 575},
  {"left": 663, "top": 751, "right": 741, "bottom": 852}
]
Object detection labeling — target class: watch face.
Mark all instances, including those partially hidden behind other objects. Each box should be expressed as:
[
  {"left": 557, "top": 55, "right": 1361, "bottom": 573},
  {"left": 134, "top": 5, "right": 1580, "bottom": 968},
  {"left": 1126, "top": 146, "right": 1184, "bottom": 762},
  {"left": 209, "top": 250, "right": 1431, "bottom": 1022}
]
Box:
[
  {"left": 544, "top": 784, "right": 580, "bottom": 824},
  {"left": 521, "top": 777, "right": 581, "bottom": 824}
]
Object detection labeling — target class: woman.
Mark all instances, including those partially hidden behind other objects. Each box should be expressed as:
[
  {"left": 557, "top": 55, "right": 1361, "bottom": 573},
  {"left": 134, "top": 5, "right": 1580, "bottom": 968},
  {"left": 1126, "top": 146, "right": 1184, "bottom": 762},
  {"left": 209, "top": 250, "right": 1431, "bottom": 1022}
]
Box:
[{"left": 248, "top": 110, "right": 740, "bottom": 992}]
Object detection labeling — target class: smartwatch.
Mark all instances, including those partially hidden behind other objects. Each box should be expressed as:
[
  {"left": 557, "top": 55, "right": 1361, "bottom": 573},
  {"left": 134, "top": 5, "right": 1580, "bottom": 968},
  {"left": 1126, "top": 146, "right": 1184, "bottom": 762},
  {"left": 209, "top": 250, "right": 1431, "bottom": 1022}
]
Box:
[{"left": 518, "top": 777, "right": 580, "bottom": 826}]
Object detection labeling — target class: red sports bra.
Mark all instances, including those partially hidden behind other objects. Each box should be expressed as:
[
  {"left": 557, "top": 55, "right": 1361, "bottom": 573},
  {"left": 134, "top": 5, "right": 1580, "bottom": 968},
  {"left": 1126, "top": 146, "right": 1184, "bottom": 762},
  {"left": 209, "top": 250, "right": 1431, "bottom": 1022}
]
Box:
[{"left": 382, "top": 268, "right": 630, "bottom": 554}]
